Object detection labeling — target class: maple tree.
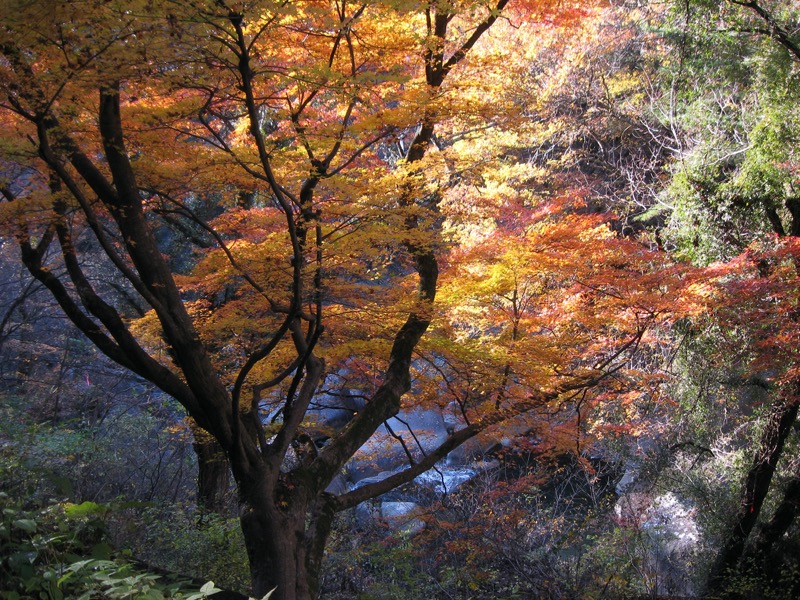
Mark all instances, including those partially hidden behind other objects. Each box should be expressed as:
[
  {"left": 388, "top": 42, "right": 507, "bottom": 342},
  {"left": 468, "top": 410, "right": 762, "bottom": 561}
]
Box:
[{"left": 0, "top": 1, "right": 685, "bottom": 598}]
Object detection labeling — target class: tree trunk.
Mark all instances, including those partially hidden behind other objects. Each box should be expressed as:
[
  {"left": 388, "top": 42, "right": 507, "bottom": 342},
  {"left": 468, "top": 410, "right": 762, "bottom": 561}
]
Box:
[
  {"left": 704, "top": 395, "right": 800, "bottom": 597},
  {"left": 238, "top": 487, "right": 319, "bottom": 600},
  {"left": 244, "top": 522, "right": 313, "bottom": 600},
  {"left": 732, "top": 474, "right": 800, "bottom": 595},
  {"left": 193, "top": 436, "right": 231, "bottom": 514},
  {"left": 749, "top": 476, "right": 800, "bottom": 560}
]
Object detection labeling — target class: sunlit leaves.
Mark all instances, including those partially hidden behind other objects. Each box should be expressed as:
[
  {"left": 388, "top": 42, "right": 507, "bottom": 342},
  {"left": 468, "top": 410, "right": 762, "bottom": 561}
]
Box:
[{"left": 0, "top": 0, "right": 680, "bottom": 478}]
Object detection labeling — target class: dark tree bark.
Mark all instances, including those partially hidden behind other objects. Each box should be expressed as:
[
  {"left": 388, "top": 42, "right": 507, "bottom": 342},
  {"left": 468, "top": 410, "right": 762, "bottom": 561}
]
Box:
[
  {"left": 749, "top": 476, "right": 800, "bottom": 560},
  {"left": 193, "top": 436, "right": 231, "bottom": 514},
  {"left": 704, "top": 395, "right": 800, "bottom": 598}
]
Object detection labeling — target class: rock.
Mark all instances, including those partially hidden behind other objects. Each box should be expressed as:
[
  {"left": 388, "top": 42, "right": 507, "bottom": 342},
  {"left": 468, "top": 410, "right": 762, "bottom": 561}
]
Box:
[
  {"left": 325, "top": 473, "right": 349, "bottom": 496},
  {"left": 379, "top": 501, "right": 425, "bottom": 536},
  {"left": 353, "top": 500, "right": 425, "bottom": 536},
  {"left": 614, "top": 491, "right": 699, "bottom": 598}
]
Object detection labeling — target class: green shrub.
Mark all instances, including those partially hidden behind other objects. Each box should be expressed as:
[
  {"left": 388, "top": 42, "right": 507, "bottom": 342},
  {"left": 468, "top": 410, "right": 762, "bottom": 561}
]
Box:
[
  {"left": 0, "top": 492, "right": 221, "bottom": 600},
  {"left": 109, "top": 503, "right": 250, "bottom": 594}
]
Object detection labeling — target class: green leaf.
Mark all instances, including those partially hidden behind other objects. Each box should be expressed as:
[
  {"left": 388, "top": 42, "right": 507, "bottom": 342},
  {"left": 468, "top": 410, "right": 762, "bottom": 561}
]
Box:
[
  {"left": 8, "top": 550, "right": 37, "bottom": 569},
  {"left": 91, "top": 541, "right": 112, "bottom": 560},
  {"left": 64, "top": 501, "right": 102, "bottom": 519},
  {"left": 12, "top": 519, "right": 37, "bottom": 533},
  {"left": 56, "top": 570, "right": 76, "bottom": 587},
  {"left": 66, "top": 559, "right": 99, "bottom": 573},
  {"left": 199, "top": 581, "right": 217, "bottom": 593}
]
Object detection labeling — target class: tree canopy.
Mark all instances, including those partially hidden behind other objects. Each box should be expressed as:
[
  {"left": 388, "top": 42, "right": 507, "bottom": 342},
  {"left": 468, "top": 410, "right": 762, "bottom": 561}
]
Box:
[{"left": 3, "top": 0, "right": 800, "bottom": 599}]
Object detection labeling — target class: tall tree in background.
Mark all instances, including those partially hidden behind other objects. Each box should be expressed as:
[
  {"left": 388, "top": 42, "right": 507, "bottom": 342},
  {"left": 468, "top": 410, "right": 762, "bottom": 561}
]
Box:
[
  {"left": 0, "top": 1, "right": 675, "bottom": 598},
  {"left": 656, "top": 0, "right": 800, "bottom": 594}
]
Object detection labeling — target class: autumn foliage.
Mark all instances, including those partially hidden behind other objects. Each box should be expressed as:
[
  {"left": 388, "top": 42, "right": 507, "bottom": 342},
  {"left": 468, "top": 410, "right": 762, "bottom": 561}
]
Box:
[{"left": 6, "top": 0, "right": 800, "bottom": 598}]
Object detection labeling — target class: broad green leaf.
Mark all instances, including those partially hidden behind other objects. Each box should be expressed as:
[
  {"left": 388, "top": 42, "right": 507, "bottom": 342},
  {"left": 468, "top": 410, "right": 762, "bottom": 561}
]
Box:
[{"left": 11, "top": 518, "right": 37, "bottom": 533}]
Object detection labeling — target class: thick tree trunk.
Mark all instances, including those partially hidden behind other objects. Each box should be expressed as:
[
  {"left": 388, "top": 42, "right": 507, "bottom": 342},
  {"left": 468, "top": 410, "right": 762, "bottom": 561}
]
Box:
[
  {"left": 244, "top": 522, "right": 312, "bottom": 600},
  {"left": 229, "top": 450, "right": 336, "bottom": 600},
  {"left": 704, "top": 395, "right": 799, "bottom": 597},
  {"left": 238, "top": 488, "right": 321, "bottom": 600}
]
